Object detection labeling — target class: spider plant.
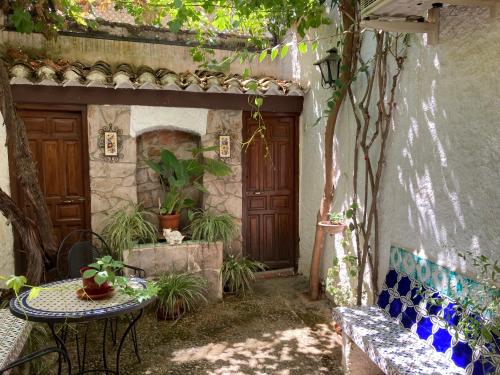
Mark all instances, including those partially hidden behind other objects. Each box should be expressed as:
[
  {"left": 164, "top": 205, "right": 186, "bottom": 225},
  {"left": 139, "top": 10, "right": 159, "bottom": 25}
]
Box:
[
  {"left": 156, "top": 272, "right": 207, "bottom": 320},
  {"left": 102, "top": 202, "right": 157, "bottom": 258},
  {"left": 221, "top": 255, "right": 266, "bottom": 296},
  {"left": 188, "top": 209, "right": 236, "bottom": 245}
]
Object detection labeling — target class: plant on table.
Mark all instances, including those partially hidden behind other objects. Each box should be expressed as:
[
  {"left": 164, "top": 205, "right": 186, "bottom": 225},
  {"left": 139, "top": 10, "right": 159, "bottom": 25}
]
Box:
[
  {"left": 145, "top": 148, "right": 231, "bottom": 230},
  {"left": 155, "top": 272, "right": 207, "bottom": 320},
  {"left": 188, "top": 209, "right": 236, "bottom": 245},
  {"left": 221, "top": 255, "right": 266, "bottom": 296},
  {"left": 1, "top": 256, "right": 159, "bottom": 304},
  {"left": 103, "top": 202, "right": 158, "bottom": 258},
  {"left": 82, "top": 255, "right": 159, "bottom": 302}
]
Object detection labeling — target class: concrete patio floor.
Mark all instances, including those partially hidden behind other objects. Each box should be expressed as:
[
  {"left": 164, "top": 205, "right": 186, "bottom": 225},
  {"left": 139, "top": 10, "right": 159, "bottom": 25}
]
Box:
[{"left": 77, "top": 276, "right": 343, "bottom": 375}]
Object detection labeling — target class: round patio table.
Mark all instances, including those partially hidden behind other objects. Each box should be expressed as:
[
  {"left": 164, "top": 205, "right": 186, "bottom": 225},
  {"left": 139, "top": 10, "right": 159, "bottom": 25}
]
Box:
[{"left": 10, "top": 277, "right": 154, "bottom": 375}]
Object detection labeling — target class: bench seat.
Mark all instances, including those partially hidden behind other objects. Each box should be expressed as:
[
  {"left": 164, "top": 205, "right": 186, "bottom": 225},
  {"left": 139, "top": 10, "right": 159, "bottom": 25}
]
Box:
[
  {"left": 333, "top": 306, "right": 466, "bottom": 375},
  {"left": 0, "top": 309, "right": 32, "bottom": 373}
]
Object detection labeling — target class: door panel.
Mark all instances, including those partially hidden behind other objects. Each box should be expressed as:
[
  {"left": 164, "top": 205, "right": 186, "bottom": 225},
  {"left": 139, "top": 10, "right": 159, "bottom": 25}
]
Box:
[
  {"left": 243, "top": 114, "right": 298, "bottom": 269},
  {"left": 10, "top": 107, "right": 90, "bottom": 275}
]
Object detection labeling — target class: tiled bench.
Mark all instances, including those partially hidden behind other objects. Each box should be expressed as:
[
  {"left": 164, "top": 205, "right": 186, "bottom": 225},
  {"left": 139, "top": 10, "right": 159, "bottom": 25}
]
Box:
[
  {"left": 333, "top": 247, "right": 498, "bottom": 375},
  {"left": 0, "top": 309, "right": 32, "bottom": 374}
]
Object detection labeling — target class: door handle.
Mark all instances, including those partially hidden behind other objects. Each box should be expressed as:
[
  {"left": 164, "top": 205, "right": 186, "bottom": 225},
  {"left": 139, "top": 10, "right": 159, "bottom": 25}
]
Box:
[
  {"left": 254, "top": 191, "right": 262, "bottom": 195},
  {"left": 77, "top": 197, "right": 86, "bottom": 202},
  {"left": 62, "top": 200, "right": 73, "bottom": 204}
]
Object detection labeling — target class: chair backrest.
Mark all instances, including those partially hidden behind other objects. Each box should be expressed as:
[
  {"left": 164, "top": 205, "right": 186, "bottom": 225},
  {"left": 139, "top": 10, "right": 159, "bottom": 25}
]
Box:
[{"left": 56, "top": 230, "right": 111, "bottom": 279}]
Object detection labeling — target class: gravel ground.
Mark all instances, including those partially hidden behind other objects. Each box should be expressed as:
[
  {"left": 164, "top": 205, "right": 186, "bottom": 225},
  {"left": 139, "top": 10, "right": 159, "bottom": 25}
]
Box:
[{"left": 32, "top": 276, "right": 343, "bottom": 375}]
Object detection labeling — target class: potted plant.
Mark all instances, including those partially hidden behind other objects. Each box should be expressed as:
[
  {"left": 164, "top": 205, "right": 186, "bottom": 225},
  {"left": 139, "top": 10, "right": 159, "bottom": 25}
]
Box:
[
  {"left": 145, "top": 148, "right": 231, "bottom": 230},
  {"left": 155, "top": 272, "right": 207, "bottom": 320},
  {"left": 102, "top": 202, "right": 158, "bottom": 258},
  {"left": 80, "top": 255, "right": 125, "bottom": 298},
  {"left": 221, "top": 255, "right": 266, "bottom": 296},
  {"left": 188, "top": 209, "right": 236, "bottom": 245}
]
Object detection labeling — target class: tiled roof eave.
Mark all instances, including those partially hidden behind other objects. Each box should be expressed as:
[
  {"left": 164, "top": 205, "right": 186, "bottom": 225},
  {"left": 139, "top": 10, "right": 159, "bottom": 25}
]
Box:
[{"left": 8, "top": 60, "right": 305, "bottom": 97}]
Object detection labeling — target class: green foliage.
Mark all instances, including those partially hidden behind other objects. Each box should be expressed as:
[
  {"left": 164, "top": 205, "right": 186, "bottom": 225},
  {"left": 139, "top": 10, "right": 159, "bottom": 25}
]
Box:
[
  {"left": 102, "top": 203, "right": 157, "bottom": 258},
  {"left": 156, "top": 272, "right": 207, "bottom": 319},
  {"left": 82, "top": 255, "right": 125, "bottom": 286},
  {"left": 188, "top": 209, "right": 236, "bottom": 245},
  {"left": 146, "top": 148, "right": 231, "bottom": 215},
  {"left": 327, "top": 211, "right": 344, "bottom": 225},
  {"left": 221, "top": 255, "right": 266, "bottom": 295},
  {"left": 326, "top": 208, "right": 359, "bottom": 306}
]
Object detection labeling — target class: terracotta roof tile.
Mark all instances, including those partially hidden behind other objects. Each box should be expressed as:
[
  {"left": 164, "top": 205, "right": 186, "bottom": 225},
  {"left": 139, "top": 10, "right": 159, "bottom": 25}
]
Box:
[{"left": 8, "top": 60, "right": 304, "bottom": 96}]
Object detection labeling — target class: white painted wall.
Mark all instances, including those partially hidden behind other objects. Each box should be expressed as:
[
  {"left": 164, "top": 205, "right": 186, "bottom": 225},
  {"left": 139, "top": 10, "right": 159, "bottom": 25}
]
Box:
[
  {"left": 0, "top": 113, "right": 15, "bottom": 277},
  {"left": 130, "top": 106, "right": 208, "bottom": 137},
  {"left": 297, "top": 6, "right": 500, "bottom": 287}
]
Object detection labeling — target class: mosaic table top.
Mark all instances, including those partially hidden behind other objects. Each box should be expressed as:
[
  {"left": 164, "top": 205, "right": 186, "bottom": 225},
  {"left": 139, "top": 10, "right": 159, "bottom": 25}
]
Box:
[{"left": 9, "top": 278, "right": 152, "bottom": 323}]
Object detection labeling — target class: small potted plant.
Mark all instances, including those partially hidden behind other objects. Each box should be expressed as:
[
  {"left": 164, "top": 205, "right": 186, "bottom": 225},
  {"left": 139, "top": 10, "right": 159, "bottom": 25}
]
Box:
[
  {"left": 188, "top": 209, "right": 236, "bottom": 245},
  {"left": 102, "top": 202, "right": 158, "bottom": 258},
  {"left": 146, "top": 148, "right": 231, "bottom": 231},
  {"left": 80, "top": 255, "right": 125, "bottom": 299},
  {"left": 221, "top": 255, "right": 266, "bottom": 297},
  {"left": 155, "top": 272, "right": 207, "bottom": 320},
  {"left": 318, "top": 211, "right": 346, "bottom": 234}
]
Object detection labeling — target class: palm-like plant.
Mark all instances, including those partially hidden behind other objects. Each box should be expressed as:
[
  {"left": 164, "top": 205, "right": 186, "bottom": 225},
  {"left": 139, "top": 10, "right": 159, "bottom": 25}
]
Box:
[
  {"left": 221, "top": 255, "right": 266, "bottom": 295},
  {"left": 188, "top": 209, "right": 236, "bottom": 245},
  {"left": 102, "top": 202, "right": 157, "bottom": 258},
  {"left": 156, "top": 272, "right": 207, "bottom": 319},
  {"left": 145, "top": 148, "right": 231, "bottom": 215}
]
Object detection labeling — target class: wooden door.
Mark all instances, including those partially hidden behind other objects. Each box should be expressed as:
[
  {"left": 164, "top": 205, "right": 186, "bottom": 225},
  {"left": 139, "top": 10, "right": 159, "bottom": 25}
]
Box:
[
  {"left": 9, "top": 106, "right": 90, "bottom": 274},
  {"left": 243, "top": 113, "right": 298, "bottom": 269}
]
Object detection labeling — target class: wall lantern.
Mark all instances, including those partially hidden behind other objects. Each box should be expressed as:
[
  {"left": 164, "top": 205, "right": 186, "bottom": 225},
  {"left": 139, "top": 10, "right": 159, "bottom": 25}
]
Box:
[{"left": 314, "top": 48, "right": 341, "bottom": 89}]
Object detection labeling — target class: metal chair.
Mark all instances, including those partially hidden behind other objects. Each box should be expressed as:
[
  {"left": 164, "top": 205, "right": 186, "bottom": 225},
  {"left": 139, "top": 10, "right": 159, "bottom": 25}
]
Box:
[
  {"left": 0, "top": 347, "right": 71, "bottom": 375},
  {"left": 56, "top": 229, "right": 146, "bottom": 279},
  {"left": 55, "top": 229, "right": 145, "bottom": 364}
]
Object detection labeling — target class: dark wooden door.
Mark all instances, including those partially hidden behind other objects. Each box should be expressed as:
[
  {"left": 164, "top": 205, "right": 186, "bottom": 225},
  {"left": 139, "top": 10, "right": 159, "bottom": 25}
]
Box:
[
  {"left": 243, "top": 113, "right": 298, "bottom": 269},
  {"left": 10, "top": 106, "right": 90, "bottom": 274}
]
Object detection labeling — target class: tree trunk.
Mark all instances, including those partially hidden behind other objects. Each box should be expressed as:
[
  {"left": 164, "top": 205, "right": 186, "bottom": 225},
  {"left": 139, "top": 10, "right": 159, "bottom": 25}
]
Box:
[
  {"left": 309, "top": 0, "right": 356, "bottom": 300},
  {"left": 0, "top": 60, "right": 56, "bottom": 282},
  {"left": 0, "top": 189, "right": 45, "bottom": 283}
]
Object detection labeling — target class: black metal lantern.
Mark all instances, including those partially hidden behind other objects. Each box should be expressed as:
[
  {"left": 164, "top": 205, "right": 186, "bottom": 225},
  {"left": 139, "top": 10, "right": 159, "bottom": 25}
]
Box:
[{"left": 314, "top": 48, "right": 341, "bottom": 89}]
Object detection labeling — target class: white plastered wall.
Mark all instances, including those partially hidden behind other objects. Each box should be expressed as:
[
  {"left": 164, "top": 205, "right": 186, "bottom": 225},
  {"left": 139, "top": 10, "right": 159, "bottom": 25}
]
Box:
[
  {"left": 130, "top": 106, "right": 209, "bottom": 137},
  {"left": 297, "top": 6, "right": 500, "bottom": 288},
  {"left": 0, "top": 113, "right": 15, "bottom": 276}
]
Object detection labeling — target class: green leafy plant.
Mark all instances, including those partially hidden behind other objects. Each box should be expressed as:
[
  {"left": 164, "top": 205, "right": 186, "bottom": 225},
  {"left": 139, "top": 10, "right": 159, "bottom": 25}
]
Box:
[
  {"left": 145, "top": 148, "right": 231, "bottom": 215},
  {"left": 326, "top": 204, "right": 360, "bottom": 305},
  {"left": 156, "top": 272, "right": 207, "bottom": 319},
  {"left": 327, "top": 211, "right": 344, "bottom": 225},
  {"left": 82, "top": 255, "right": 125, "bottom": 286},
  {"left": 188, "top": 209, "right": 236, "bottom": 245},
  {"left": 221, "top": 255, "right": 266, "bottom": 295},
  {"left": 102, "top": 202, "right": 157, "bottom": 258}
]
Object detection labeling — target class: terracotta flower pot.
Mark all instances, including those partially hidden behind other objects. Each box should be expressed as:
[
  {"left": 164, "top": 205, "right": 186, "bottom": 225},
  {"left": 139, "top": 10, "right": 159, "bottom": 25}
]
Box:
[
  {"left": 159, "top": 213, "right": 181, "bottom": 230},
  {"left": 80, "top": 267, "right": 113, "bottom": 295}
]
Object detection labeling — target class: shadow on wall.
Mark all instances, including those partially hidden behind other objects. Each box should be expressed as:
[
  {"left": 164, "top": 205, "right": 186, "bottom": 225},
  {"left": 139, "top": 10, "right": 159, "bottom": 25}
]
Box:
[{"left": 379, "top": 12, "right": 500, "bottom": 281}]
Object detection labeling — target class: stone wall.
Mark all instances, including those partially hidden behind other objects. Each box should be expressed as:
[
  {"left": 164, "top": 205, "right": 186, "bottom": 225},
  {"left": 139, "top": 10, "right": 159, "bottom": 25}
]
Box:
[
  {"left": 136, "top": 129, "right": 200, "bottom": 212},
  {"left": 122, "top": 241, "right": 223, "bottom": 301},
  {"left": 88, "top": 105, "right": 137, "bottom": 233},
  {"left": 202, "top": 110, "right": 243, "bottom": 255}
]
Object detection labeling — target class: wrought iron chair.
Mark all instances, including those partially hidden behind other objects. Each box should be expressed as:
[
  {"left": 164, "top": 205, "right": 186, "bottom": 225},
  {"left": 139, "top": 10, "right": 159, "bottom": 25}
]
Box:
[
  {"left": 55, "top": 229, "right": 145, "bottom": 363},
  {"left": 0, "top": 347, "right": 71, "bottom": 375},
  {"left": 56, "top": 229, "right": 145, "bottom": 279}
]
